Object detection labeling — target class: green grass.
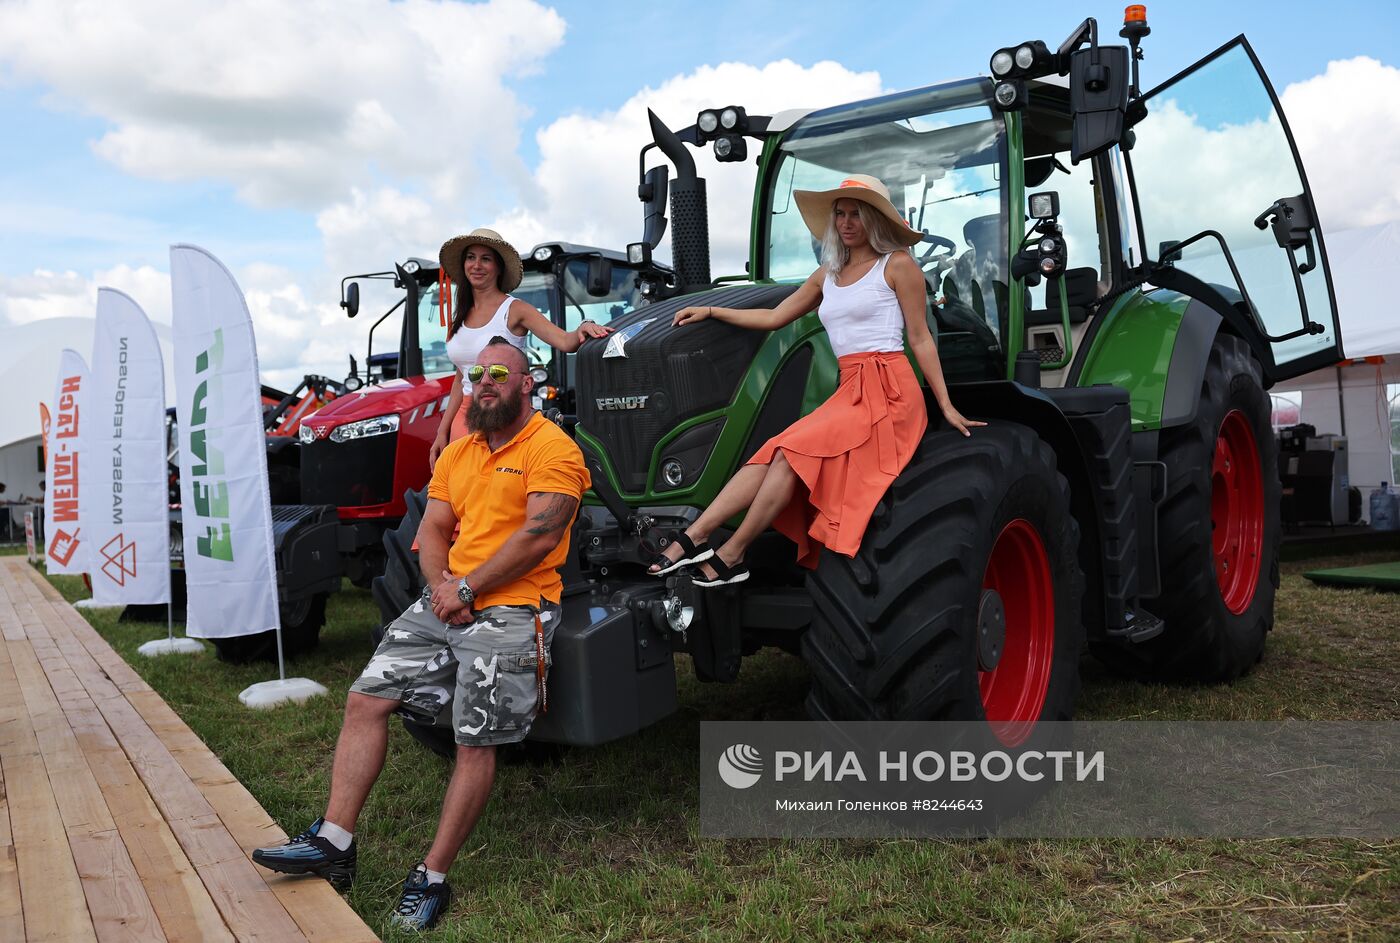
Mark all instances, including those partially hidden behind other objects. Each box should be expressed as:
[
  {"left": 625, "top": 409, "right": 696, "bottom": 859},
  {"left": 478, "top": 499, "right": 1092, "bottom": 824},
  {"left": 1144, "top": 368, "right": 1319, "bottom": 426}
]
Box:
[{"left": 47, "top": 553, "right": 1400, "bottom": 942}]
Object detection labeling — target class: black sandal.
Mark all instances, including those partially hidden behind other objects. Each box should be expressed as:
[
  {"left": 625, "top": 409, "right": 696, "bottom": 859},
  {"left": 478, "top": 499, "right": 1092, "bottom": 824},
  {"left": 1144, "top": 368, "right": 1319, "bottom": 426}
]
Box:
[
  {"left": 691, "top": 554, "right": 750, "bottom": 588},
  {"left": 647, "top": 532, "right": 713, "bottom": 576}
]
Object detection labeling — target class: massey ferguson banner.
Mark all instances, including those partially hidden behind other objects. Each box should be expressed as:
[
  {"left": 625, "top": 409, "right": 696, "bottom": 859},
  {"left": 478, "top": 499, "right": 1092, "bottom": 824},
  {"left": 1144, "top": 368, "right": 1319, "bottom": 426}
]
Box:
[
  {"left": 44, "top": 350, "right": 90, "bottom": 575},
  {"left": 170, "top": 244, "right": 279, "bottom": 639},
  {"left": 88, "top": 289, "right": 172, "bottom": 606}
]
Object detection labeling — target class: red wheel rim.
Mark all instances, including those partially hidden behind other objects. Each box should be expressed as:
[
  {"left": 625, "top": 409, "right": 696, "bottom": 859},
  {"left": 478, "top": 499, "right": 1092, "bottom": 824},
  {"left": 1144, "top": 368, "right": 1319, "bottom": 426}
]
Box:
[
  {"left": 1212, "top": 409, "right": 1264, "bottom": 614},
  {"left": 980, "top": 519, "right": 1055, "bottom": 746}
]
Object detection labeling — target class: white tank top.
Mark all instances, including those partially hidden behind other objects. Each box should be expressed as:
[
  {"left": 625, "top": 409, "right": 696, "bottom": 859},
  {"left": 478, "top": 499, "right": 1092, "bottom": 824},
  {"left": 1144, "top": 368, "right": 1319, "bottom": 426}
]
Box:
[
  {"left": 445, "top": 295, "right": 528, "bottom": 393},
  {"left": 818, "top": 253, "right": 905, "bottom": 358}
]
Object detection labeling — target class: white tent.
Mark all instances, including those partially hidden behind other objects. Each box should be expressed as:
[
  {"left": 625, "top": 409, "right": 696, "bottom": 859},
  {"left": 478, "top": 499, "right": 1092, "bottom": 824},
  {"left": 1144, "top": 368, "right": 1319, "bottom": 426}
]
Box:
[{"left": 1279, "top": 221, "right": 1400, "bottom": 518}]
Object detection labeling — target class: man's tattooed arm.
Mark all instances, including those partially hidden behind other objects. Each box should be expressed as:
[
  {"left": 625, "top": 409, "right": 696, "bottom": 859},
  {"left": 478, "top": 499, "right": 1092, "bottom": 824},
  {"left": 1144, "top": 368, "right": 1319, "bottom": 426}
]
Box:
[{"left": 526, "top": 492, "right": 580, "bottom": 535}]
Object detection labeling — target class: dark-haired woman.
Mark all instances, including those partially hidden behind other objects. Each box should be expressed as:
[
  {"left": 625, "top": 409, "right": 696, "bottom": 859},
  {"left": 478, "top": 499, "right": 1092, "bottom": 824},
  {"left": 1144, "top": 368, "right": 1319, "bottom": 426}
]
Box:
[
  {"left": 429, "top": 228, "right": 611, "bottom": 470},
  {"left": 649, "top": 174, "right": 984, "bottom": 585}
]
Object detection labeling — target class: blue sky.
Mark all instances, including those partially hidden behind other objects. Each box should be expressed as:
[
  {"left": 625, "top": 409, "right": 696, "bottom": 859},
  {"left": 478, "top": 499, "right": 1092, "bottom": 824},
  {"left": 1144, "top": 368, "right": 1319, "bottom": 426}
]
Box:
[{"left": 0, "top": 0, "right": 1395, "bottom": 390}]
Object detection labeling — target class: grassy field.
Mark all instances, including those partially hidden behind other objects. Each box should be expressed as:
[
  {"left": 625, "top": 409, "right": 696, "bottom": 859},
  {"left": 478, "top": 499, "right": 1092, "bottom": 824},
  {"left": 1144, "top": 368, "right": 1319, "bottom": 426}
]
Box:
[{"left": 46, "top": 547, "right": 1399, "bottom": 942}]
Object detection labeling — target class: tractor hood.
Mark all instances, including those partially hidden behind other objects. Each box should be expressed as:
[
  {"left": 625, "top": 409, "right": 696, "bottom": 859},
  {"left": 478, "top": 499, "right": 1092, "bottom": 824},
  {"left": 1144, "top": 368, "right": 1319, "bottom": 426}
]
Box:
[{"left": 299, "top": 374, "right": 454, "bottom": 438}]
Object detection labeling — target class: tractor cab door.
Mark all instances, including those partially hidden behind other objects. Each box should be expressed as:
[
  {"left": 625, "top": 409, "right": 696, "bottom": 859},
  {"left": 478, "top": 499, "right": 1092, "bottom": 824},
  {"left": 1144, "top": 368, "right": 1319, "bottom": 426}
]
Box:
[{"left": 1124, "top": 37, "right": 1342, "bottom": 383}]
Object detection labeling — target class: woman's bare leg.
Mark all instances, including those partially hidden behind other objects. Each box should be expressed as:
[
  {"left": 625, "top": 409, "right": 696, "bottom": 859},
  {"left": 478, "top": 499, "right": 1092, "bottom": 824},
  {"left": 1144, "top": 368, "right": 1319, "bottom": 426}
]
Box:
[
  {"left": 698, "top": 452, "right": 797, "bottom": 577},
  {"left": 649, "top": 463, "right": 767, "bottom": 571}
]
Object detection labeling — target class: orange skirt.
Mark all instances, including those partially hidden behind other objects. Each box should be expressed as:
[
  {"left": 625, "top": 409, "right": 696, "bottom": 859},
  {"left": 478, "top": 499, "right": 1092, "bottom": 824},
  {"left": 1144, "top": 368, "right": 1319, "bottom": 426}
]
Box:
[{"left": 747, "top": 351, "right": 927, "bottom": 569}]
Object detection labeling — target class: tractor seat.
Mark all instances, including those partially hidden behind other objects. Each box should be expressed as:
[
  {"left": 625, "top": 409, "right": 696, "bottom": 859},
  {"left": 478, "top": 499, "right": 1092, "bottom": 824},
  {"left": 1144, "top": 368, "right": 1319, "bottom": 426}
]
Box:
[{"left": 1025, "top": 267, "right": 1099, "bottom": 326}]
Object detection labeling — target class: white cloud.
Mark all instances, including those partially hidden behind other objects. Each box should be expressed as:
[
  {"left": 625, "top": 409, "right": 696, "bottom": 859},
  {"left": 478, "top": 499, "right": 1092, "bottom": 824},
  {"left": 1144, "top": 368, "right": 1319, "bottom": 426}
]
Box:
[
  {"left": 0, "top": 263, "right": 168, "bottom": 325},
  {"left": 0, "top": 0, "right": 565, "bottom": 209},
  {"left": 498, "top": 60, "right": 885, "bottom": 274},
  {"left": 1280, "top": 56, "right": 1400, "bottom": 232}
]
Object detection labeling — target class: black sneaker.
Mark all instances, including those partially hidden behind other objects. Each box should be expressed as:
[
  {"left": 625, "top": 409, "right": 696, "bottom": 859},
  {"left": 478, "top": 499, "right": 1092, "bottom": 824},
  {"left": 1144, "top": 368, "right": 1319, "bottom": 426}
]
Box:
[
  {"left": 389, "top": 863, "right": 452, "bottom": 931},
  {"left": 251, "top": 818, "right": 357, "bottom": 890}
]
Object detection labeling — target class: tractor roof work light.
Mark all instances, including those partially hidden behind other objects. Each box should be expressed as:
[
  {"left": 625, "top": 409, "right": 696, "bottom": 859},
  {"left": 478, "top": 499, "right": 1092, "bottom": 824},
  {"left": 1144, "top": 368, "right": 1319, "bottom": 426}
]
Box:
[
  {"left": 713, "top": 134, "right": 747, "bottom": 162},
  {"left": 990, "top": 40, "right": 1053, "bottom": 80},
  {"left": 696, "top": 105, "right": 747, "bottom": 140},
  {"left": 402, "top": 259, "right": 421, "bottom": 274},
  {"left": 533, "top": 246, "right": 555, "bottom": 262},
  {"left": 993, "top": 80, "right": 1025, "bottom": 112},
  {"left": 1029, "top": 191, "right": 1060, "bottom": 219}
]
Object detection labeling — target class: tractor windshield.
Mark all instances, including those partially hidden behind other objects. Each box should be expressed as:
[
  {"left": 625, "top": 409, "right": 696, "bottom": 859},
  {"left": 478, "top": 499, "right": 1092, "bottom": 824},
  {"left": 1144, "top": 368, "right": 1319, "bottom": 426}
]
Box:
[
  {"left": 764, "top": 80, "right": 1009, "bottom": 368},
  {"left": 415, "top": 277, "right": 454, "bottom": 377}
]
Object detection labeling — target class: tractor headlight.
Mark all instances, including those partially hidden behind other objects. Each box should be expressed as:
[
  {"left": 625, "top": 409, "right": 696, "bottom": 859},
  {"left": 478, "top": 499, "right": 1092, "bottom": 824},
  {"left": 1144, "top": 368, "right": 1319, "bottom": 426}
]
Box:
[
  {"left": 1014, "top": 44, "right": 1036, "bottom": 70},
  {"left": 994, "top": 81, "right": 1019, "bottom": 107},
  {"left": 533, "top": 246, "right": 554, "bottom": 262},
  {"left": 403, "top": 260, "right": 421, "bottom": 274},
  {"left": 714, "top": 136, "right": 733, "bottom": 159},
  {"left": 298, "top": 424, "right": 316, "bottom": 444},
  {"left": 1039, "top": 237, "right": 1057, "bottom": 254},
  {"left": 698, "top": 110, "right": 719, "bottom": 134},
  {"left": 720, "top": 107, "right": 739, "bottom": 130},
  {"left": 530, "top": 367, "right": 549, "bottom": 384},
  {"left": 328, "top": 414, "right": 399, "bottom": 443},
  {"left": 990, "top": 50, "right": 1014, "bottom": 76},
  {"left": 661, "top": 459, "right": 684, "bottom": 488},
  {"left": 1039, "top": 257, "right": 1058, "bottom": 275}
]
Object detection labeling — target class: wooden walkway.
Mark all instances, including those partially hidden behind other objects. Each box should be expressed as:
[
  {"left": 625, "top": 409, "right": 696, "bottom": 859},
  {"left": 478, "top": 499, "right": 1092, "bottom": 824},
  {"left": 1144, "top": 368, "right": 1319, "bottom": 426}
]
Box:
[{"left": 0, "top": 557, "right": 378, "bottom": 942}]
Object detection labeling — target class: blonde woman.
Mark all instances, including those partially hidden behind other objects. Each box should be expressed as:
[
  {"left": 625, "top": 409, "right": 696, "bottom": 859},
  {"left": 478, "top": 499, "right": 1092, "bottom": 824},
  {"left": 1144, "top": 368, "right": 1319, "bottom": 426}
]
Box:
[
  {"left": 430, "top": 228, "right": 611, "bottom": 470},
  {"left": 649, "top": 174, "right": 984, "bottom": 585}
]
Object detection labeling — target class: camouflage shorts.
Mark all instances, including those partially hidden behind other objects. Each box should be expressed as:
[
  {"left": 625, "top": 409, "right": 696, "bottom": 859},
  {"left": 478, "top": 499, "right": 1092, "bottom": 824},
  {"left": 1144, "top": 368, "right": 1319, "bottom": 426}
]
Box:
[{"left": 350, "top": 594, "right": 559, "bottom": 747}]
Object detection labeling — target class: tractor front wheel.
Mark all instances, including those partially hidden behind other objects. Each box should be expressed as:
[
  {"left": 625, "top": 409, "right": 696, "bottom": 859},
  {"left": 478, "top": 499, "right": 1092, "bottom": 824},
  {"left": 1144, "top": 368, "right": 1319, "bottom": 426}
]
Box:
[{"left": 802, "top": 422, "right": 1084, "bottom": 744}]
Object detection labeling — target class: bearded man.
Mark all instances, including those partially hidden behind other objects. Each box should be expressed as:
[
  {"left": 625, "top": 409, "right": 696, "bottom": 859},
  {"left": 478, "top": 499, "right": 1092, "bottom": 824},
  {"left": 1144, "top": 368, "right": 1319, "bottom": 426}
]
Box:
[{"left": 252, "top": 338, "right": 589, "bottom": 931}]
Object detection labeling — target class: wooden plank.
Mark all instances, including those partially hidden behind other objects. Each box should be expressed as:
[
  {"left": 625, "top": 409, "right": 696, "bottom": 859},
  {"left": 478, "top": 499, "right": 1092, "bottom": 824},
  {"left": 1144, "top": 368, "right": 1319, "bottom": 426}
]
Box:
[
  {"left": 6, "top": 577, "right": 235, "bottom": 943},
  {"left": 16, "top": 599, "right": 305, "bottom": 941},
  {"left": 0, "top": 656, "right": 96, "bottom": 943},
  {"left": 7, "top": 561, "right": 376, "bottom": 943},
  {"left": 0, "top": 577, "right": 27, "bottom": 641},
  {"left": 6, "top": 621, "right": 171, "bottom": 943},
  {"left": 0, "top": 755, "right": 27, "bottom": 943},
  {"left": 69, "top": 829, "right": 168, "bottom": 943}
]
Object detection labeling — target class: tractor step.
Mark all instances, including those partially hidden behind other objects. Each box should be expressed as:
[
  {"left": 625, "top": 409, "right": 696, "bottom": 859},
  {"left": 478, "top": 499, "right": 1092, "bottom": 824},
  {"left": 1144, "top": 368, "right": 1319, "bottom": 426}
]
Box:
[{"left": 1107, "top": 609, "right": 1166, "bottom": 644}]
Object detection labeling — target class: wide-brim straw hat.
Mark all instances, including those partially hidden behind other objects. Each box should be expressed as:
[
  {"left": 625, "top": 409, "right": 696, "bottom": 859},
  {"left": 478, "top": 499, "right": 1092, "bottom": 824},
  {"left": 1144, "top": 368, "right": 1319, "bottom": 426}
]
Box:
[
  {"left": 439, "top": 228, "right": 524, "bottom": 292},
  {"left": 793, "top": 174, "right": 923, "bottom": 248}
]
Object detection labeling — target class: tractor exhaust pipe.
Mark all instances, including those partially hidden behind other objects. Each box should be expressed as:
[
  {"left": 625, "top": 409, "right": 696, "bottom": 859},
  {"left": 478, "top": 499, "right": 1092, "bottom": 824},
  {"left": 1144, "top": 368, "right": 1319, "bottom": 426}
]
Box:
[{"left": 647, "top": 109, "right": 711, "bottom": 293}]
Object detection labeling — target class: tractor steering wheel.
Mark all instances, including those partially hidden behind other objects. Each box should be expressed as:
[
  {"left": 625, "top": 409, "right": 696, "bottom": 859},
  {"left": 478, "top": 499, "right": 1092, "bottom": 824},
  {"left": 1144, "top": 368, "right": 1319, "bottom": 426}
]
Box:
[{"left": 917, "top": 234, "right": 958, "bottom": 277}]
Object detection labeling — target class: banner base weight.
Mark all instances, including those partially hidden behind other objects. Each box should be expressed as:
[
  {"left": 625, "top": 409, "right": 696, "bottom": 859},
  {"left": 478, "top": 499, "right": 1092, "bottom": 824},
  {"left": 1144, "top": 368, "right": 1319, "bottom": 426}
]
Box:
[
  {"left": 239, "top": 677, "right": 328, "bottom": 709},
  {"left": 138, "top": 638, "right": 204, "bottom": 657}
]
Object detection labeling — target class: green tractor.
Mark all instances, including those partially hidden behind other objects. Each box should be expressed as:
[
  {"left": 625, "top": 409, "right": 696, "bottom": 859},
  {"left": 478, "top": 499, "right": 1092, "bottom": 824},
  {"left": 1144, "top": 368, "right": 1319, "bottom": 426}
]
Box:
[
  {"left": 382, "top": 11, "right": 1342, "bottom": 753},
  {"left": 538, "top": 10, "right": 1341, "bottom": 747}
]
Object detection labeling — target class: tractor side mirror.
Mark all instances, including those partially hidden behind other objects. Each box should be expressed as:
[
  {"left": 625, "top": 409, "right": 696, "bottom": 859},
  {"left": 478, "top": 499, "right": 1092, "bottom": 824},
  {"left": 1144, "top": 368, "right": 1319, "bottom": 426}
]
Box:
[
  {"left": 1069, "top": 44, "right": 1129, "bottom": 163},
  {"left": 639, "top": 164, "right": 669, "bottom": 249},
  {"left": 586, "top": 256, "right": 613, "bottom": 297},
  {"left": 342, "top": 282, "right": 360, "bottom": 319}
]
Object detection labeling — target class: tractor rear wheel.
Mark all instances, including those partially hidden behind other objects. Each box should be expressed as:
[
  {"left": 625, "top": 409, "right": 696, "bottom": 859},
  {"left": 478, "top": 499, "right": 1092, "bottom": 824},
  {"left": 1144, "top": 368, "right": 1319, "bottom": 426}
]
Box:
[
  {"left": 1100, "top": 333, "right": 1279, "bottom": 682},
  {"left": 802, "top": 422, "right": 1083, "bottom": 744}
]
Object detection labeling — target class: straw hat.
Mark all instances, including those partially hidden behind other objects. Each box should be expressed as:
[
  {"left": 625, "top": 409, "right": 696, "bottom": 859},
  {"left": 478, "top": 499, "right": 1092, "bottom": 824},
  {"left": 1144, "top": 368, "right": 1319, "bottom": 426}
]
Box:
[
  {"left": 439, "top": 228, "right": 524, "bottom": 292},
  {"left": 793, "top": 174, "right": 923, "bottom": 248}
]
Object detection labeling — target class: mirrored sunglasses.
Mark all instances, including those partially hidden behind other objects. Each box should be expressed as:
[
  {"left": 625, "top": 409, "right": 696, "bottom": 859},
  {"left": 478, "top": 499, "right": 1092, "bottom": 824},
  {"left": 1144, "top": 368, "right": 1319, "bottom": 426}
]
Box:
[{"left": 466, "top": 363, "right": 526, "bottom": 383}]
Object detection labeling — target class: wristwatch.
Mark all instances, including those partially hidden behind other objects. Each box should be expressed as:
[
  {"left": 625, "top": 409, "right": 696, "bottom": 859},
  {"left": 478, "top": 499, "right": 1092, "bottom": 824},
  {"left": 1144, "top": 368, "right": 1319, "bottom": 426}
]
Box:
[{"left": 456, "top": 577, "right": 475, "bottom": 607}]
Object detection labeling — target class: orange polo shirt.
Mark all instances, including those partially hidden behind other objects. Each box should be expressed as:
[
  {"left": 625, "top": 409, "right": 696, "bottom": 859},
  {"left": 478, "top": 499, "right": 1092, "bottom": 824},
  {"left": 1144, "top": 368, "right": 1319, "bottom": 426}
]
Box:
[{"left": 427, "top": 411, "right": 590, "bottom": 609}]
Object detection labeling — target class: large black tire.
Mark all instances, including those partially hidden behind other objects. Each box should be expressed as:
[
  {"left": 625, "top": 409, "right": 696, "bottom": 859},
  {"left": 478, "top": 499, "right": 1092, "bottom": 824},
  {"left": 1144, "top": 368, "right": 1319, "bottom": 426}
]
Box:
[
  {"left": 1100, "top": 334, "right": 1280, "bottom": 682},
  {"left": 211, "top": 593, "right": 327, "bottom": 664},
  {"left": 372, "top": 488, "right": 428, "bottom": 628},
  {"left": 803, "top": 422, "right": 1084, "bottom": 736}
]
